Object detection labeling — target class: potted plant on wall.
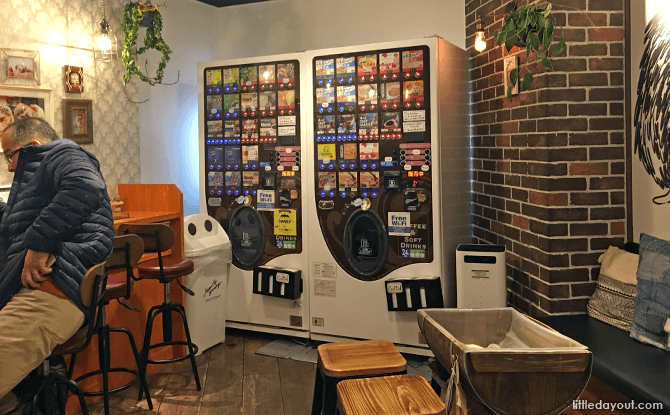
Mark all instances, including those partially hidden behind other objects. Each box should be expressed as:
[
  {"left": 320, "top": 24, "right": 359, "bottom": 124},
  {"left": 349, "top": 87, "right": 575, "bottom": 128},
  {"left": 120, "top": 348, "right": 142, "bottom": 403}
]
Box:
[
  {"left": 493, "top": 2, "right": 566, "bottom": 101},
  {"left": 121, "top": 1, "right": 173, "bottom": 87}
]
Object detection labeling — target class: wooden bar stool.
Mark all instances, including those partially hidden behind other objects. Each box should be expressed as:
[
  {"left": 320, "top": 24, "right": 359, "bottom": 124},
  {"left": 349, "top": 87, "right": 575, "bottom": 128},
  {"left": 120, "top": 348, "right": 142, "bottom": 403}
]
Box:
[
  {"left": 69, "top": 234, "right": 153, "bottom": 415},
  {"left": 311, "top": 340, "right": 407, "bottom": 415},
  {"left": 337, "top": 374, "right": 446, "bottom": 415},
  {"left": 118, "top": 223, "right": 201, "bottom": 398}
]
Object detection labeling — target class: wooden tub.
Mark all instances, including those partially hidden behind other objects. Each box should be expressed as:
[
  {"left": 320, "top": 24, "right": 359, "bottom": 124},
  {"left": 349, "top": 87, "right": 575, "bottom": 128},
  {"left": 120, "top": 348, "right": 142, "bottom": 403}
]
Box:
[{"left": 417, "top": 308, "right": 592, "bottom": 415}]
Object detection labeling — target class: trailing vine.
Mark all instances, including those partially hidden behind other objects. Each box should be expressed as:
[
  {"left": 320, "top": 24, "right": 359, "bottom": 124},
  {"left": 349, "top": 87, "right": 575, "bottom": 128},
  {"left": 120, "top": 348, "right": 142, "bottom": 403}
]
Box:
[
  {"left": 493, "top": 2, "right": 567, "bottom": 101},
  {"left": 121, "top": 2, "right": 172, "bottom": 85}
]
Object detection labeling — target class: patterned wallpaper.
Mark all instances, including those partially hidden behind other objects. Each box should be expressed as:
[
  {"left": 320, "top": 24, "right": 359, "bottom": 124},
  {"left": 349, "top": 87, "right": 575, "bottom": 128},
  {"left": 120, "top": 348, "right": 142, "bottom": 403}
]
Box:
[{"left": 0, "top": 0, "right": 140, "bottom": 198}]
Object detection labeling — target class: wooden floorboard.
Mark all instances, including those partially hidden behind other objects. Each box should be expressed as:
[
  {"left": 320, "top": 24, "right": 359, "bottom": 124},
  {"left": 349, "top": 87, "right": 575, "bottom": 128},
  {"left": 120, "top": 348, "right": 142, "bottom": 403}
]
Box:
[{"left": 83, "top": 328, "right": 309, "bottom": 415}]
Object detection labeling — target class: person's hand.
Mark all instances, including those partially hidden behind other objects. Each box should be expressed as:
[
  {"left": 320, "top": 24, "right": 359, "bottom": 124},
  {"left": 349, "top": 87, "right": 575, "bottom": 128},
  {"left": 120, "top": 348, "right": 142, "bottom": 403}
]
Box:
[{"left": 21, "top": 249, "right": 52, "bottom": 288}]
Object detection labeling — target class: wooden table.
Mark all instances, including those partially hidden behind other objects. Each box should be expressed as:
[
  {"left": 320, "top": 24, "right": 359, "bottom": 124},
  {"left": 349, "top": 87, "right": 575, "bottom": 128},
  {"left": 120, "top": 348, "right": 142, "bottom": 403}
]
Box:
[{"left": 66, "top": 184, "right": 186, "bottom": 414}]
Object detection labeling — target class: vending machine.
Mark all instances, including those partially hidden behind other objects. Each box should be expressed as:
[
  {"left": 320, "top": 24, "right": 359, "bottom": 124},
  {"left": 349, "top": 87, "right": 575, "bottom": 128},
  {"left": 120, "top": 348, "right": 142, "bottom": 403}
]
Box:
[
  {"left": 197, "top": 53, "right": 310, "bottom": 337},
  {"left": 305, "top": 37, "right": 471, "bottom": 353}
]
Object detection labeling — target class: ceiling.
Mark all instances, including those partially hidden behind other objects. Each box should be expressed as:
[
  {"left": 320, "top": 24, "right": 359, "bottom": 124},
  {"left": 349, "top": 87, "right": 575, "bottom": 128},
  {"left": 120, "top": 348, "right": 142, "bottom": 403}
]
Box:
[{"left": 195, "top": 0, "right": 269, "bottom": 7}]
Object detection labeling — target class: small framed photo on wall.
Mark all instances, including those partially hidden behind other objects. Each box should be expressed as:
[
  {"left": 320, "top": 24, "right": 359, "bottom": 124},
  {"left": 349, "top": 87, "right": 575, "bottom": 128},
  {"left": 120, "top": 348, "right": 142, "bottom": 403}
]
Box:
[
  {"left": 1, "top": 48, "right": 40, "bottom": 86},
  {"left": 503, "top": 56, "right": 519, "bottom": 96},
  {"left": 63, "top": 99, "right": 93, "bottom": 144},
  {"left": 64, "top": 65, "right": 83, "bottom": 93}
]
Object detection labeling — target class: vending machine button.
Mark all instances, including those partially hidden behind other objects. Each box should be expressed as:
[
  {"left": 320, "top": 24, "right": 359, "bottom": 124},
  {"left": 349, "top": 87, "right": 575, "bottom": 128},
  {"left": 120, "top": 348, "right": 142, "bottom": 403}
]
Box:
[
  {"left": 244, "top": 190, "right": 249, "bottom": 195},
  {"left": 369, "top": 76, "right": 375, "bottom": 82},
  {"left": 252, "top": 164, "right": 257, "bottom": 169},
  {"left": 392, "top": 104, "right": 398, "bottom": 109},
  {"left": 393, "top": 161, "right": 398, "bottom": 166},
  {"left": 289, "top": 110, "right": 293, "bottom": 114},
  {"left": 234, "top": 112, "right": 238, "bottom": 117},
  {"left": 329, "top": 192, "right": 335, "bottom": 198},
  {"left": 362, "top": 192, "right": 368, "bottom": 198},
  {"left": 321, "top": 192, "right": 326, "bottom": 197},
  {"left": 226, "top": 164, "right": 231, "bottom": 169},
  {"left": 235, "top": 190, "right": 240, "bottom": 195},
  {"left": 279, "top": 83, "right": 284, "bottom": 88},
  {"left": 416, "top": 103, "right": 421, "bottom": 108},
  {"left": 415, "top": 71, "right": 421, "bottom": 78},
  {"left": 209, "top": 164, "right": 214, "bottom": 169},
  {"left": 269, "top": 84, "right": 274, "bottom": 88},
  {"left": 253, "top": 190, "right": 257, "bottom": 195},
  {"left": 244, "top": 164, "right": 249, "bottom": 170},
  {"left": 350, "top": 163, "right": 355, "bottom": 169},
  {"left": 329, "top": 164, "right": 335, "bottom": 170},
  {"left": 362, "top": 164, "right": 368, "bottom": 169},
  {"left": 234, "top": 164, "right": 239, "bottom": 169},
  {"left": 327, "top": 107, "right": 333, "bottom": 113},
  {"left": 216, "top": 113, "right": 221, "bottom": 119},
  {"left": 372, "top": 192, "right": 378, "bottom": 198},
  {"left": 338, "top": 78, "right": 344, "bottom": 84},
  {"left": 243, "top": 112, "right": 248, "bottom": 117},
  {"left": 217, "top": 164, "right": 222, "bottom": 169},
  {"left": 208, "top": 114, "right": 212, "bottom": 119},
  {"left": 225, "top": 87, "right": 230, "bottom": 92},
  {"left": 261, "top": 85, "right": 266, "bottom": 90},
  {"left": 348, "top": 77, "right": 353, "bottom": 83},
  {"left": 383, "top": 104, "right": 388, "bottom": 109},
  {"left": 341, "top": 192, "right": 347, "bottom": 198},
  {"left": 341, "top": 164, "right": 346, "bottom": 169},
  {"left": 382, "top": 74, "right": 387, "bottom": 80},
  {"left": 251, "top": 85, "right": 256, "bottom": 90},
  {"left": 361, "top": 105, "right": 366, "bottom": 111},
  {"left": 288, "top": 83, "right": 293, "bottom": 87},
  {"left": 360, "top": 76, "right": 365, "bottom": 82},
  {"left": 406, "top": 103, "right": 412, "bottom": 108},
  {"left": 370, "top": 105, "right": 375, "bottom": 110},
  {"left": 404, "top": 73, "right": 410, "bottom": 79},
  {"left": 208, "top": 88, "right": 212, "bottom": 93},
  {"left": 251, "top": 111, "right": 256, "bottom": 116},
  {"left": 217, "top": 190, "right": 222, "bottom": 195},
  {"left": 227, "top": 190, "right": 232, "bottom": 195},
  {"left": 372, "top": 163, "right": 377, "bottom": 169},
  {"left": 425, "top": 149, "right": 430, "bottom": 154},
  {"left": 261, "top": 111, "right": 266, "bottom": 116}
]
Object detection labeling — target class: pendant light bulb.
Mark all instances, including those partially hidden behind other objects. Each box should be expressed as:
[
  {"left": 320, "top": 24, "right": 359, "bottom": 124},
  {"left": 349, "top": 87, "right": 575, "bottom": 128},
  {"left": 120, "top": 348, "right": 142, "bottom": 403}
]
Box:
[
  {"left": 474, "top": 17, "right": 487, "bottom": 52},
  {"left": 94, "top": 0, "right": 118, "bottom": 61}
]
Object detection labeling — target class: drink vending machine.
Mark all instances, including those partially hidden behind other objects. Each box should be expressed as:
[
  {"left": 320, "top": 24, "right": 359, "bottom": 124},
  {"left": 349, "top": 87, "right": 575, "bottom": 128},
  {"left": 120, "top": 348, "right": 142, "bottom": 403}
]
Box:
[
  {"left": 304, "top": 37, "right": 471, "bottom": 353},
  {"left": 197, "top": 53, "right": 310, "bottom": 337}
]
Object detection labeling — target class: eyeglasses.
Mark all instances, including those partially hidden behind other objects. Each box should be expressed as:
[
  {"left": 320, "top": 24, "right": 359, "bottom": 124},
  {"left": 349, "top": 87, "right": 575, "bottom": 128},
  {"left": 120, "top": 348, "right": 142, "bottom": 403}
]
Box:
[{"left": 4, "top": 148, "right": 20, "bottom": 165}]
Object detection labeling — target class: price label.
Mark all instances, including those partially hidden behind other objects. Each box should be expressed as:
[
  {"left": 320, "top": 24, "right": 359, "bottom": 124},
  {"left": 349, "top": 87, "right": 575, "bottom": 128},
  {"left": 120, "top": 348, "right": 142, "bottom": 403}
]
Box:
[{"left": 387, "top": 282, "right": 403, "bottom": 294}]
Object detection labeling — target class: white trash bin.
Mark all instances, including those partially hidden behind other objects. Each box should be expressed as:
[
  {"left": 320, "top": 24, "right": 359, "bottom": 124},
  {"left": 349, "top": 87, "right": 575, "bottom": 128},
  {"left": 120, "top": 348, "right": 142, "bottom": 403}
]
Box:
[{"left": 184, "top": 213, "right": 231, "bottom": 355}]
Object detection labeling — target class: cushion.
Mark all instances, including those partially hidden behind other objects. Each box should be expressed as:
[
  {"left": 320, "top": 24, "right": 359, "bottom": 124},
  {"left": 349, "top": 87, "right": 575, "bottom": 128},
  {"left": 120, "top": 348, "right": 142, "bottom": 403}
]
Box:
[
  {"left": 631, "top": 233, "right": 670, "bottom": 351},
  {"left": 587, "top": 246, "right": 638, "bottom": 331}
]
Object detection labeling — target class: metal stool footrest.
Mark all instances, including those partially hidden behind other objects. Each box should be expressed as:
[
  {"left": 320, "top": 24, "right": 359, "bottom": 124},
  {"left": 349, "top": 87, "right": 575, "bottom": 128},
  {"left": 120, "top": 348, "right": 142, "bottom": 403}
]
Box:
[
  {"left": 145, "top": 341, "right": 199, "bottom": 365},
  {"left": 74, "top": 367, "right": 141, "bottom": 396}
]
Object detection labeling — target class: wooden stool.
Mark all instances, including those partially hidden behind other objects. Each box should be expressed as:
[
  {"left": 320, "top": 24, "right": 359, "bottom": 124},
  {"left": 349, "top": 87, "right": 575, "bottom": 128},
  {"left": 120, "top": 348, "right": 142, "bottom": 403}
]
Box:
[
  {"left": 337, "top": 374, "right": 446, "bottom": 415},
  {"left": 311, "top": 340, "right": 407, "bottom": 415}
]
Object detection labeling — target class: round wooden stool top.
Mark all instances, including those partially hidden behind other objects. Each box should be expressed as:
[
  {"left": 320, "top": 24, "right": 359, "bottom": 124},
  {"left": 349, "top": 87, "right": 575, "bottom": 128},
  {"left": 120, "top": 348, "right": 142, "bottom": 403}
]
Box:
[
  {"left": 317, "top": 339, "right": 407, "bottom": 378},
  {"left": 337, "top": 374, "right": 445, "bottom": 415}
]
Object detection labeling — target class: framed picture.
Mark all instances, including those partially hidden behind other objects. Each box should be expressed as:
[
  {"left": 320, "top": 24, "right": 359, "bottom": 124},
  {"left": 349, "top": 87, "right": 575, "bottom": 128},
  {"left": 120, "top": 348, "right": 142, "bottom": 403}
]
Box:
[
  {"left": 64, "top": 65, "right": 84, "bottom": 93},
  {"left": 1, "top": 48, "right": 40, "bottom": 86},
  {"left": 504, "top": 56, "right": 519, "bottom": 96},
  {"left": 62, "top": 99, "right": 93, "bottom": 144},
  {"left": 0, "top": 86, "right": 53, "bottom": 136}
]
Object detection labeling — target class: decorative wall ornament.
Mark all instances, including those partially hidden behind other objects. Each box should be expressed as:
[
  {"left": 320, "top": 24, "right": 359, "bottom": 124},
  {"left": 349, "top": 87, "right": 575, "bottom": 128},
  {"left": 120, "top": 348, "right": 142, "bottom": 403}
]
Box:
[
  {"left": 62, "top": 99, "right": 93, "bottom": 145},
  {"left": 0, "top": 48, "right": 40, "bottom": 86},
  {"left": 0, "top": 86, "right": 52, "bottom": 132},
  {"left": 634, "top": 10, "right": 670, "bottom": 205},
  {"left": 64, "top": 65, "right": 84, "bottom": 93}
]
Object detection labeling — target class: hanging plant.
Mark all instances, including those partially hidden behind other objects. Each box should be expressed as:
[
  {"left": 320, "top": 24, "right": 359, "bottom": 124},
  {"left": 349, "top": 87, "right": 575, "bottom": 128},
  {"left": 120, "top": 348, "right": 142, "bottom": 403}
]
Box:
[
  {"left": 121, "top": 1, "right": 172, "bottom": 86},
  {"left": 493, "top": 2, "right": 566, "bottom": 101}
]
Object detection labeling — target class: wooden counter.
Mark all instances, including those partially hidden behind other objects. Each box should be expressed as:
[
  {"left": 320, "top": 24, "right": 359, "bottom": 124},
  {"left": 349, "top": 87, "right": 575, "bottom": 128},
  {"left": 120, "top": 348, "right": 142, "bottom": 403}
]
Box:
[{"left": 67, "top": 184, "right": 186, "bottom": 413}]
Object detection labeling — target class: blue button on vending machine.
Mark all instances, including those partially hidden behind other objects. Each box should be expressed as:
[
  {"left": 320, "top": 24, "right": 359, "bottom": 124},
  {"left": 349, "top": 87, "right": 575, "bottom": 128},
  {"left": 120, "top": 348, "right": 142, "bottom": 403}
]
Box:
[
  {"left": 341, "top": 192, "right": 346, "bottom": 198},
  {"left": 329, "top": 192, "right": 335, "bottom": 197},
  {"left": 227, "top": 190, "right": 232, "bottom": 195},
  {"left": 321, "top": 192, "right": 326, "bottom": 197},
  {"left": 341, "top": 164, "right": 346, "bottom": 169},
  {"left": 372, "top": 193, "right": 378, "bottom": 198},
  {"left": 234, "top": 190, "right": 239, "bottom": 195}
]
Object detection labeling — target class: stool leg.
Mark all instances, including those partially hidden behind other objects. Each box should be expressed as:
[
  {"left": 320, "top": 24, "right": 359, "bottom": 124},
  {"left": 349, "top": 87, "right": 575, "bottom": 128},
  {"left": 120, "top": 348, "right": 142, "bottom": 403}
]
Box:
[
  {"left": 162, "top": 283, "right": 173, "bottom": 342},
  {"left": 173, "top": 303, "right": 201, "bottom": 391},
  {"left": 310, "top": 369, "right": 324, "bottom": 415},
  {"left": 112, "top": 326, "right": 153, "bottom": 410},
  {"left": 54, "top": 377, "right": 89, "bottom": 415},
  {"left": 323, "top": 377, "right": 339, "bottom": 415},
  {"left": 138, "top": 304, "right": 161, "bottom": 402},
  {"left": 97, "top": 323, "right": 111, "bottom": 415}
]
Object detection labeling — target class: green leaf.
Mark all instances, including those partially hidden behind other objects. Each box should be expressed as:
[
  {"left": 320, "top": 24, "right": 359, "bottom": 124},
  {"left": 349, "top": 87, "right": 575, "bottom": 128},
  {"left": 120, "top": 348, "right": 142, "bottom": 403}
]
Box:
[
  {"left": 510, "top": 68, "right": 519, "bottom": 85},
  {"left": 528, "top": 32, "right": 540, "bottom": 50},
  {"left": 527, "top": 42, "right": 532, "bottom": 57},
  {"left": 507, "top": 86, "right": 513, "bottom": 102},
  {"left": 542, "top": 57, "right": 554, "bottom": 71},
  {"left": 544, "top": 3, "right": 552, "bottom": 17},
  {"left": 498, "top": 30, "right": 507, "bottom": 45},
  {"left": 553, "top": 39, "right": 566, "bottom": 56},
  {"left": 522, "top": 72, "right": 534, "bottom": 91},
  {"left": 505, "top": 37, "right": 516, "bottom": 52},
  {"left": 544, "top": 20, "right": 554, "bottom": 50}
]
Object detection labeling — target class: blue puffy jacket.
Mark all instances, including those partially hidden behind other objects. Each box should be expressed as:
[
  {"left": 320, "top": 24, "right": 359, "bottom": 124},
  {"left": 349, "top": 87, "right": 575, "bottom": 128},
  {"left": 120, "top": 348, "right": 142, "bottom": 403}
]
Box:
[{"left": 0, "top": 139, "right": 114, "bottom": 311}]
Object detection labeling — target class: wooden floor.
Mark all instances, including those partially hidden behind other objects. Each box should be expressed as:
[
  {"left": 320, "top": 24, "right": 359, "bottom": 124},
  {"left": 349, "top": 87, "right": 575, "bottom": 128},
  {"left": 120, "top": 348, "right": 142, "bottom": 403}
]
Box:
[{"left": 83, "top": 328, "right": 317, "bottom": 415}]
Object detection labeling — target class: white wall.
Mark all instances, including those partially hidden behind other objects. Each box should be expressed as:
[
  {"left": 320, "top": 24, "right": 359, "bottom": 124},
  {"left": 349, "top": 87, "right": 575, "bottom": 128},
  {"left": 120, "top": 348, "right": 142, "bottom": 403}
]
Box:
[
  {"left": 630, "top": 0, "right": 670, "bottom": 241},
  {"left": 138, "top": 0, "right": 221, "bottom": 215},
  {"left": 139, "top": 0, "right": 466, "bottom": 215}
]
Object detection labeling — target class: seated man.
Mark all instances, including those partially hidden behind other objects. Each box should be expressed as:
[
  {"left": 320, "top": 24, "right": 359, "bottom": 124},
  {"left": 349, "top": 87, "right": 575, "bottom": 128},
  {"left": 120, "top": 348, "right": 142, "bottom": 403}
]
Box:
[{"left": 0, "top": 117, "right": 114, "bottom": 413}]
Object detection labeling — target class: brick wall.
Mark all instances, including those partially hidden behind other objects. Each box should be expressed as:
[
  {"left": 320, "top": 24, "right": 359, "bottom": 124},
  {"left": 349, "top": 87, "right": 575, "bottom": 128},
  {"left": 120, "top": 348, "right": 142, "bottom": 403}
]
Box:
[{"left": 465, "top": 0, "right": 626, "bottom": 316}]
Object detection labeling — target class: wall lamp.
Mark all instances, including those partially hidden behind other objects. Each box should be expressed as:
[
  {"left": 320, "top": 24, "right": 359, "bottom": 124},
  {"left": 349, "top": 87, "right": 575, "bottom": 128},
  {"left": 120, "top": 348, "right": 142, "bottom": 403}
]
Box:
[{"left": 473, "top": 1, "right": 518, "bottom": 53}]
